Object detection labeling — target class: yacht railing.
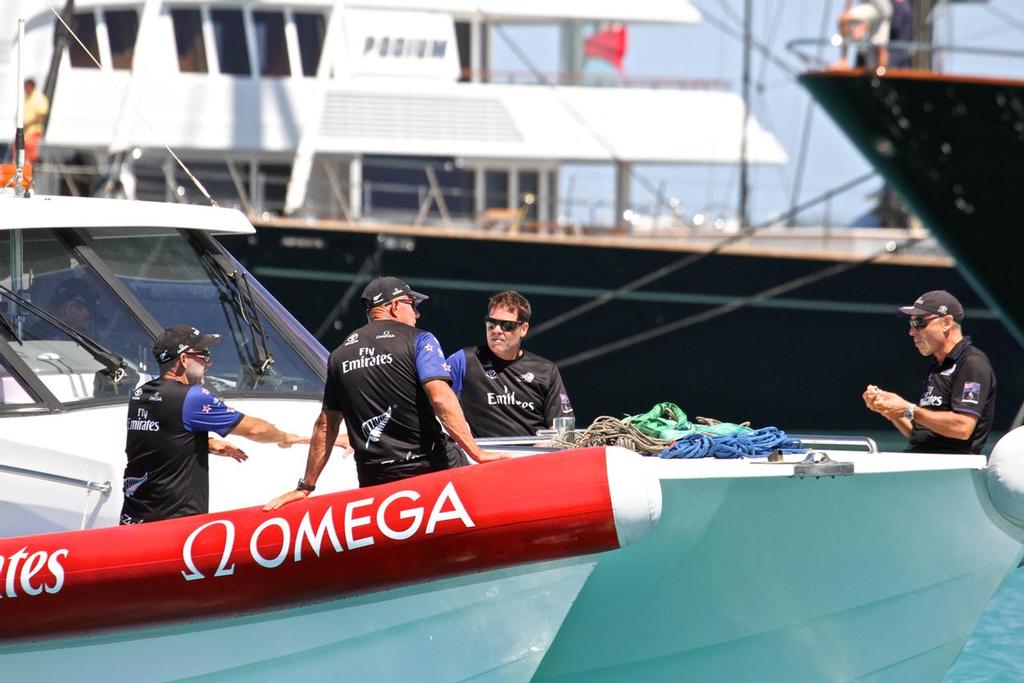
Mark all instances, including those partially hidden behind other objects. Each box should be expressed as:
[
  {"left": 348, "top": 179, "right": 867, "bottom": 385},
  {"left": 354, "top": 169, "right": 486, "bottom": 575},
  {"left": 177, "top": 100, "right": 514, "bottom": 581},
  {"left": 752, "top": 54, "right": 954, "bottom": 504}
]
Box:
[
  {"left": 0, "top": 463, "right": 113, "bottom": 495},
  {"left": 786, "top": 37, "right": 1024, "bottom": 74},
  {"left": 478, "top": 434, "right": 879, "bottom": 454},
  {"left": 0, "top": 463, "right": 112, "bottom": 530}
]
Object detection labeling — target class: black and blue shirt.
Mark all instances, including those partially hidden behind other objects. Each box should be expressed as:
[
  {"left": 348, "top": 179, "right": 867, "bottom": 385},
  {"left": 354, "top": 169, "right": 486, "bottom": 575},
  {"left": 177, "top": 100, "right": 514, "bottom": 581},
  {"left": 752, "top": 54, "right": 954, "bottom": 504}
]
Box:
[
  {"left": 447, "top": 345, "right": 573, "bottom": 438},
  {"left": 908, "top": 337, "right": 996, "bottom": 454},
  {"left": 121, "top": 378, "right": 244, "bottom": 523},
  {"left": 324, "top": 320, "right": 458, "bottom": 486}
]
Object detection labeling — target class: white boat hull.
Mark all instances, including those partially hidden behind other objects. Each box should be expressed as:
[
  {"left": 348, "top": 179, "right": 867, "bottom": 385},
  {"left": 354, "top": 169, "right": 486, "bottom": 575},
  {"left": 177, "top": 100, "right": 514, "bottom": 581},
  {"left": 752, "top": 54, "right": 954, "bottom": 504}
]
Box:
[{"left": 534, "top": 456, "right": 1024, "bottom": 682}]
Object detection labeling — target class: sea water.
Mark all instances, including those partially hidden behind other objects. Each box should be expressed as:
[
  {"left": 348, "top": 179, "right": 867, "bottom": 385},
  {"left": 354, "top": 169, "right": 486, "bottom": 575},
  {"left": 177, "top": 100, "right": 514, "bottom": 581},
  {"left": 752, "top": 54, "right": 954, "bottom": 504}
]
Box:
[{"left": 945, "top": 570, "right": 1024, "bottom": 682}]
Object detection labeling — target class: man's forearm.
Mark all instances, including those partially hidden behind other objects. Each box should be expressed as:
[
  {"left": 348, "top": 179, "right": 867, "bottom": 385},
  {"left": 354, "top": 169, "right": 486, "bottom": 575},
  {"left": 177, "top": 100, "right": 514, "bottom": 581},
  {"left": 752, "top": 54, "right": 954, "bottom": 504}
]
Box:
[
  {"left": 302, "top": 413, "right": 339, "bottom": 486},
  {"left": 913, "top": 408, "right": 977, "bottom": 441}
]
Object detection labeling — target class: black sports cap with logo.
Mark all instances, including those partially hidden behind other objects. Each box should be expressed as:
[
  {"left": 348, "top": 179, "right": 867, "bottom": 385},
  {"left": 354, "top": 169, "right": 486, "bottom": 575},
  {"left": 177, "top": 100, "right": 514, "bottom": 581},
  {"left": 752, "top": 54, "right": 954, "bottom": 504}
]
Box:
[
  {"left": 153, "top": 326, "right": 222, "bottom": 365},
  {"left": 897, "top": 290, "right": 965, "bottom": 323},
  {"left": 360, "top": 276, "right": 429, "bottom": 310}
]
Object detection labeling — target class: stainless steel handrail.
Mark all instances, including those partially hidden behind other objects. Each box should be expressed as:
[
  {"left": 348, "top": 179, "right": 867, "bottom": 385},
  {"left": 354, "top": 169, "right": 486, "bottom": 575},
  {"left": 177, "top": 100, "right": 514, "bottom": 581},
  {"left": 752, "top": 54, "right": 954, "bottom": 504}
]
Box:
[
  {"left": 791, "top": 434, "right": 878, "bottom": 454},
  {"left": 0, "top": 463, "right": 113, "bottom": 495},
  {"left": 475, "top": 436, "right": 556, "bottom": 447}
]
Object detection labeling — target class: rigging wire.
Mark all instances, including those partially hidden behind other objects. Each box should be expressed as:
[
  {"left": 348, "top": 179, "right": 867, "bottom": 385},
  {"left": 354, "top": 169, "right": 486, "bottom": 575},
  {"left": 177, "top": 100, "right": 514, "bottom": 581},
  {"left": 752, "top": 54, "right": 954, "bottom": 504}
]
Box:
[
  {"left": 555, "top": 232, "right": 921, "bottom": 370},
  {"left": 787, "top": 1, "right": 834, "bottom": 219},
  {"left": 528, "top": 170, "right": 878, "bottom": 339},
  {"left": 695, "top": 1, "right": 801, "bottom": 78},
  {"left": 43, "top": 1, "right": 217, "bottom": 206}
]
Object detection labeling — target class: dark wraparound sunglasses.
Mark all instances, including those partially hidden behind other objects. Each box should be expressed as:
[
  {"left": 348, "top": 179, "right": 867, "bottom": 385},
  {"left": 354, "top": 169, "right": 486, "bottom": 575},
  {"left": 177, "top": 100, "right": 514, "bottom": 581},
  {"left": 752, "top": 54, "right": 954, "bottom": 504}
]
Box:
[
  {"left": 485, "top": 317, "right": 525, "bottom": 332},
  {"left": 909, "top": 315, "right": 940, "bottom": 330},
  {"left": 185, "top": 350, "right": 212, "bottom": 363}
]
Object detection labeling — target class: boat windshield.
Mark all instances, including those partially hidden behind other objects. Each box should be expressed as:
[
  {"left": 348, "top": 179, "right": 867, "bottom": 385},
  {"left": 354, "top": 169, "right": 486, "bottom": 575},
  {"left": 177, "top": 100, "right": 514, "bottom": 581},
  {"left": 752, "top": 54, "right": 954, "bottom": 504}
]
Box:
[{"left": 0, "top": 227, "right": 325, "bottom": 409}]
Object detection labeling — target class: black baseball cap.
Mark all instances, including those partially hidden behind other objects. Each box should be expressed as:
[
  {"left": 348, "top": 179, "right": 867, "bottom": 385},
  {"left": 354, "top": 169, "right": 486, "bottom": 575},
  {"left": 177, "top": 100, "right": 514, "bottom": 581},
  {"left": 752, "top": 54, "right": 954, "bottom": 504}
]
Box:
[
  {"left": 898, "top": 290, "right": 965, "bottom": 323},
  {"left": 360, "top": 276, "right": 428, "bottom": 310},
  {"left": 153, "top": 326, "right": 222, "bottom": 365}
]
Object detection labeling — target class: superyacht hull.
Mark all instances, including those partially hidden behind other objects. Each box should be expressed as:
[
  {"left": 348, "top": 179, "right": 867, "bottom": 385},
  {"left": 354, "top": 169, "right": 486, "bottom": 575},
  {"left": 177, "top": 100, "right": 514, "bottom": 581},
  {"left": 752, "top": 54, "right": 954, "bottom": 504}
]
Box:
[
  {"left": 221, "top": 225, "right": 1024, "bottom": 433},
  {"left": 800, "top": 69, "right": 1024, "bottom": 348}
]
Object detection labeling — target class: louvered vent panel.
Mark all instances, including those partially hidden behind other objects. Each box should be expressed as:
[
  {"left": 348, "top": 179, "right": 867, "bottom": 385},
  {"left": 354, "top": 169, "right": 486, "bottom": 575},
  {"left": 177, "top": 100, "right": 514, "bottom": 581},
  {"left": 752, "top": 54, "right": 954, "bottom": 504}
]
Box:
[{"left": 320, "top": 92, "right": 523, "bottom": 142}]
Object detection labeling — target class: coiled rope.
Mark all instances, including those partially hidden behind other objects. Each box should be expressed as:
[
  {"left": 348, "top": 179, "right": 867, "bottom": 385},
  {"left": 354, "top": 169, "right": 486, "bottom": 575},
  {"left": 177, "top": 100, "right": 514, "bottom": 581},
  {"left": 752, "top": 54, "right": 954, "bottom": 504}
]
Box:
[
  {"left": 551, "top": 416, "right": 675, "bottom": 454},
  {"left": 658, "top": 427, "right": 804, "bottom": 459}
]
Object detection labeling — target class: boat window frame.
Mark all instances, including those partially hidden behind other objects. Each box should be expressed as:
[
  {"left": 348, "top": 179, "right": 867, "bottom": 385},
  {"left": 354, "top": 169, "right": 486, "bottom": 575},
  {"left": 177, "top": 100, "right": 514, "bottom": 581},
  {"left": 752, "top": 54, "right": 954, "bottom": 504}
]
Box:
[
  {"left": 104, "top": 8, "right": 141, "bottom": 71},
  {"left": 68, "top": 10, "right": 102, "bottom": 69},
  {"left": 187, "top": 230, "right": 328, "bottom": 390},
  {"left": 170, "top": 7, "right": 209, "bottom": 74}
]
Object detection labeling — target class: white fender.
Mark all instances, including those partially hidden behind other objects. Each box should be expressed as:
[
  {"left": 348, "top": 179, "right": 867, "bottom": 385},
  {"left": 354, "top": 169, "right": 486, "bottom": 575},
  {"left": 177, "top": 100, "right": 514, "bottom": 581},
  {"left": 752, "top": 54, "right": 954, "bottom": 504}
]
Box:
[
  {"left": 985, "top": 427, "right": 1024, "bottom": 527},
  {"left": 605, "top": 447, "right": 663, "bottom": 547}
]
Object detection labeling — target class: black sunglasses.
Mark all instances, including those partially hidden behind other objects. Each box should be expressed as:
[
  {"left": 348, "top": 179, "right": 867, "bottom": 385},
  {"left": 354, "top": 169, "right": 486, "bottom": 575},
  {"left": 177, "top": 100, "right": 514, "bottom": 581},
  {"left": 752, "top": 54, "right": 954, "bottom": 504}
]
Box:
[
  {"left": 908, "top": 315, "right": 940, "bottom": 330},
  {"left": 185, "top": 349, "right": 212, "bottom": 362},
  {"left": 485, "top": 317, "right": 525, "bottom": 332}
]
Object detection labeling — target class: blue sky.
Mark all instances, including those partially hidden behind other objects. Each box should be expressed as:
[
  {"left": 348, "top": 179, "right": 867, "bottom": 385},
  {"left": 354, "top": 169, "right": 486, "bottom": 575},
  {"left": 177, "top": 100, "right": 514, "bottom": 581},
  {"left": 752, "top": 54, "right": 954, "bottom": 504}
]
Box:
[{"left": 492, "top": 0, "right": 1024, "bottom": 228}]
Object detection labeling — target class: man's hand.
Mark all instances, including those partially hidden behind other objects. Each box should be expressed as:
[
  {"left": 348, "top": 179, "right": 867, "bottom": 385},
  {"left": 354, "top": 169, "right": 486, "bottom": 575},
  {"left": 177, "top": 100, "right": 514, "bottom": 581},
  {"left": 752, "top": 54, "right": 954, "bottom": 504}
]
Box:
[
  {"left": 209, "top": 437, "right": 248, "bottom": 462},
  {"left": 334, "top": 432, "right": 354, "bottom": 458},
  {"left": 871, "top": 388, "right": 912, "bottom": 420},
  {"left": 277, "top": 433, "right": 311, "bottom": 449},
  {"left": 263, "top": 488, "right": 309, "bottom": 511}
]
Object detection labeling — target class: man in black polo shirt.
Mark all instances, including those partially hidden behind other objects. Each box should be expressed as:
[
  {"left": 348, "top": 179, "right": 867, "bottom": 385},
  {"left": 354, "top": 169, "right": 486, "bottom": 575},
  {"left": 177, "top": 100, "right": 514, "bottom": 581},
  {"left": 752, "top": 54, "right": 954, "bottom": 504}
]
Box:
[
  {"left": 121, "top": 326, "right": 308, "bottom": 524},
  {"left": 863, "top": 290, "right": 996, "bottom": 454},
  {"left": 265, "top": 277, "right": 508, "bottom": 509},
  {"left": 447, "top": 291, "right": 573, "bottom": 438}
]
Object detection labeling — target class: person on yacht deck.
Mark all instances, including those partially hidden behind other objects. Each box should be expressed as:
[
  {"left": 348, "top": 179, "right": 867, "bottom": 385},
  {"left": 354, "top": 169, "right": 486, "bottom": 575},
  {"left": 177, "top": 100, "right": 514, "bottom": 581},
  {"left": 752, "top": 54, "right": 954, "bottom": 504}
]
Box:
[
  {"left": 264, "top": 276, "right": 508, "bottom": 510},
  {"left": 120, "top": 326, "right": 307, "bottom": 524},
  {"left": 862, "top": 290, "right": 996, "bottom": 454},
  {"left": 447, "top": 291, "right": 574, "bottom": 438}
]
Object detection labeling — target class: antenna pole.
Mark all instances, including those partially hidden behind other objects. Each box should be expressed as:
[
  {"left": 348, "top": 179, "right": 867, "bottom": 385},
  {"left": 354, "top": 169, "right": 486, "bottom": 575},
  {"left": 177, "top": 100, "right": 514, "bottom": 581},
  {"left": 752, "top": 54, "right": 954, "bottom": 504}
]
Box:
[
  {"left": 14, "top": 19, "right": 27, "bottom": 195},
  {"left": 738, "top": 0, "right": 752, "bottom": 229}
]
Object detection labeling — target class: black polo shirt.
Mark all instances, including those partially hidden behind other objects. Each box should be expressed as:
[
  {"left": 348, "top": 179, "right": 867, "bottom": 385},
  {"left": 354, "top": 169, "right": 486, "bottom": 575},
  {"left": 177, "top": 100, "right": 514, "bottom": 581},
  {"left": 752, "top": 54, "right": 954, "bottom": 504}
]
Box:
[
  {"left": 907, "top": 337, "right": 996, "bottom": 454},
  {"left": 447, "top": 345, "right": 573, "bottom": 438},
  {"left": 324, "top": 320, "right": 459, "bottom": 486},
  {"left": 121, "top": 378, "right": 244, "bottom": 523}
]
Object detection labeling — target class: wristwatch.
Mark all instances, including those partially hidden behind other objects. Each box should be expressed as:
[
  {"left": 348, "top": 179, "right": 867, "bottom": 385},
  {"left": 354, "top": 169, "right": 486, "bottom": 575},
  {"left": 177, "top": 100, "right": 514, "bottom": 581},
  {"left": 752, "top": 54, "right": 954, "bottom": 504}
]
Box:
[
  {"left": 296, "top": 478, "right": 316, "bottom": 493},
  {"left": 902, "top": 404, "right": 916, "bottom": 423}
]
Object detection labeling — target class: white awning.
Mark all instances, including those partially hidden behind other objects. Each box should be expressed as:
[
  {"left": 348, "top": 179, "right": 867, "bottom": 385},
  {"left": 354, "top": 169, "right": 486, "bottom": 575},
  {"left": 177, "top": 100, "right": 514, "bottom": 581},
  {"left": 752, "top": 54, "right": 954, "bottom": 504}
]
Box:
[{"left": 312, "top": 79, "right": 787, "bottom": 165}]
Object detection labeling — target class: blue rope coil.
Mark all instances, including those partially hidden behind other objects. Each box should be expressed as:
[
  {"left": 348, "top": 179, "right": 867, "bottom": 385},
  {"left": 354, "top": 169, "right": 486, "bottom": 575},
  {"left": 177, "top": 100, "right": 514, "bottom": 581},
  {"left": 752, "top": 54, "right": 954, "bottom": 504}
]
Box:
[{"left": 658, "top": 427, "right": 804, "bottom": 459}]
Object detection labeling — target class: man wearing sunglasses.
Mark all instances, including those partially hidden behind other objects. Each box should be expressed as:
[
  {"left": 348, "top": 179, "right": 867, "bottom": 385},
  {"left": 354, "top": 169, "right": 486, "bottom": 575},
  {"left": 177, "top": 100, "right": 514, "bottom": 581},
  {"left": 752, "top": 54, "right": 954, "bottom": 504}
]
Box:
[
  {"left": 447, "top": 291, "right": 574, "bottom": 438},
  {"left": 862, "top": 290, "right": 996, "bottom": 454},
  {"left": 266, "top": 276, "right": 507, "bottom": 507},
  {"left": 121, "top": 326, "right": 308, "bottom": 524}
]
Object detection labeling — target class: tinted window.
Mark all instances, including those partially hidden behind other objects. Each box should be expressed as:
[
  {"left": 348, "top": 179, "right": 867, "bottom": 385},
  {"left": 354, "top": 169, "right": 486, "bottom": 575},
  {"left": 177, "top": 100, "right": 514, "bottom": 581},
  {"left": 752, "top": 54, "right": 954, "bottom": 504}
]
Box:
[
  {"left": 1, "top": 230, "right": 154, "bottom": 404},
  {"left": 105, "top": 9, "right": 139, "bottom": 70},
  {"left": 253, "top": 12, "right": 289, "bottom": 76},
  {"left": 171, "top": 8, "right": 207, "bottom": 73},
  {"left": 85, "top": 228, "right": 324, "bottom": 397},
  {"left": 210, "top": 9, "right": 250, "bottom": 76},
  {"left": 294, "top": 12, "right": 325, "bottom": 76},
  {"left": 69, "top": 12, "right": 100, "bottom": 68}
]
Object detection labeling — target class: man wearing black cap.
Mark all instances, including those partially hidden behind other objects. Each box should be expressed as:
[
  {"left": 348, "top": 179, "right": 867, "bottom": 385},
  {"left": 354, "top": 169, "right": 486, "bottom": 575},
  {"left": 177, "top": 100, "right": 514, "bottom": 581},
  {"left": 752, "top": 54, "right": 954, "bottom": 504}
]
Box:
[
  {"left": 121, "top": 326, "right": 307, "bottom": 524},
  {"left": 265, "top": 276, "right": 507, "bottom": 509},
  {"left": 863, "top": 290, "right": 996, "bottom": 454}
]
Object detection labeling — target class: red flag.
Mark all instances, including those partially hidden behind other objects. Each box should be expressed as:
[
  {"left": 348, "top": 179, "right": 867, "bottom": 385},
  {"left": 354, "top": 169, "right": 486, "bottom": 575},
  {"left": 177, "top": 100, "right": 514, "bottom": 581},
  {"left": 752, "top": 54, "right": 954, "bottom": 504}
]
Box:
[{"left": 584, "top": 23, "right": 628, "bottom": 73}]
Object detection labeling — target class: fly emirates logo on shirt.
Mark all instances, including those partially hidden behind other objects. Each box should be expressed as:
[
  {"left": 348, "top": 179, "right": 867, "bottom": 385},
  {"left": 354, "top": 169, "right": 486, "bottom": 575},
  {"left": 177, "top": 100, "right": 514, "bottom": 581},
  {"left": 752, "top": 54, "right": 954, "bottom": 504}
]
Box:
[
  {"left": 127, "top": 406, "right": 160, "bottom": 432},
  {"left": 342, "top": 346, "right": 394, "bottom": 374},
  {"left": 487, "top": 384, "right": 536, "bottom": 411}
]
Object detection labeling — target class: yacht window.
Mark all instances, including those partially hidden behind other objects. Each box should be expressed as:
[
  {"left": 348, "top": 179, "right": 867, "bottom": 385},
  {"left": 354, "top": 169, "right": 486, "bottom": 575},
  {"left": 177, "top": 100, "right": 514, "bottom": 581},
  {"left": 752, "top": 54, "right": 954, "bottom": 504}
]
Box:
[
  {"left": 69, "top": 12, "right": 101, "bottom": 68},
  {"left": 253, "top": 11, "right": 290, "bottom": 77},
  {"left": 84, "top": 228, "right": 324, "bottom": 397},
  {"left": 210, "top": 9, "right": 251, "bottom": 76},
  {"left": 105, "top": 10, "right": 140, "bottom": 70},
  {"left": 1, "top": 230, "right": 155, "bottom": 405},
  {"left": 294, "top": 12, "right": 325, "bottom": 76},
  {"left": 171, "top": 8, "right": 208, "bottom": 73},
  {"left": 455, "top": 21, "right": 470, "bottom": 82},
  {"left": 484, "top": 170, "right": 509, "bottom": 209},
  {"left": 0, "top": 358, "right": 37, "bottom": 406}
]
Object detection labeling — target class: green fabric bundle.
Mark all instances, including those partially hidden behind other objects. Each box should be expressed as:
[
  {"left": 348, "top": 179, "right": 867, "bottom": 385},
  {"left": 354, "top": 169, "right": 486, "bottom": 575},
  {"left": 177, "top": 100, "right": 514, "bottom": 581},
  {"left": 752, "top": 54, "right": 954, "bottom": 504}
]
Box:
[{"left": 624, "top": 402, "right": 751, "bottom": 440}]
